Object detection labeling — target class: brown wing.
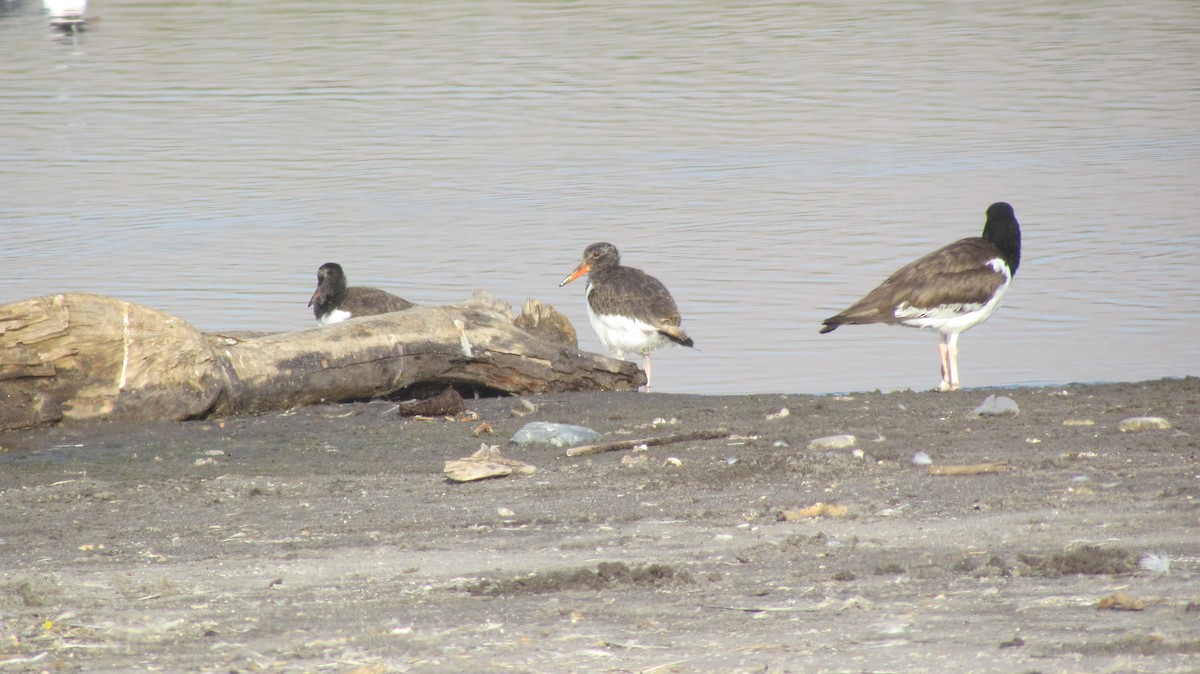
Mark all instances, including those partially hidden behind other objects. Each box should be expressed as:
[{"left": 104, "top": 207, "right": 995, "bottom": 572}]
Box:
[
  {"left": 589, "top": 266, "right": 683, "bottom": 330},
  {"left": 340, "top": 287, "right": 415, "bottom": 316},
  {"left": 822, "top": 237, "right": 1007, "bottom": 329}
]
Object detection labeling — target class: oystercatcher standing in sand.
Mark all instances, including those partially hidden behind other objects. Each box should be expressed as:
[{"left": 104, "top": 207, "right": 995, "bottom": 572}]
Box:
[
  {"left": 559, "top": 242, "right": 693, "bottom": 391},
  {"left": 308, "top": 262, "right": 414, "bottom": 325},
  {"left": 820, "top": 202, "right": 1022, "bottom": 391}
]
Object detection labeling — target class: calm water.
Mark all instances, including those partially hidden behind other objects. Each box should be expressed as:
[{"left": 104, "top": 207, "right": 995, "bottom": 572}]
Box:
[{"left": 3, "top": 1, "right": 1198, "bottom": 395}]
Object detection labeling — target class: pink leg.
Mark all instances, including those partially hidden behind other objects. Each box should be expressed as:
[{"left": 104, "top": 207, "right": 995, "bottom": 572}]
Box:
[
  {"left": 946, "top": 332, "right": 961, "bottom": 390},
  {"left": 643, "top": 354, "right": 653, "bottom": 392},
  {"left": 937, "top": 336, "right": 952, "bottom": 392},
  {"left": 938, "top": 333, "right": 961, "bottom": 391}
]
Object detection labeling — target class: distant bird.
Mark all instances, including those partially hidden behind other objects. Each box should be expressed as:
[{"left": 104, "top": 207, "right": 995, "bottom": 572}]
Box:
[
  {"left": 559, "top": 242, "right": 693, "bottom": 391},
  {"left": 820, "top": 202, "right": 1022, "bottom": 391},
  {"left": 308, "top": 262, "right": 414, "bottom": 325},
  {"left": 43, "top": 0, "right": 87, "bottom": 29}
]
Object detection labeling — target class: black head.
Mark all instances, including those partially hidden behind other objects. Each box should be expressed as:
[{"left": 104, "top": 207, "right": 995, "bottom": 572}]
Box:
[
  {"left": 316, "top": 262, "right": 346, "bottom": 285},
  {"left": 982, "top": 202, "right": 1021, "bottom": 275},
  {"left": 309, "top": 262, "right": 348, "bottom": 310}
]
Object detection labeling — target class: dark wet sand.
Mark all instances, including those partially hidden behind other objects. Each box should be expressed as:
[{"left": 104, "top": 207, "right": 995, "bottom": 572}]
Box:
[{"left": 1, "top": 378, "right": 1198, "bottom": 673}]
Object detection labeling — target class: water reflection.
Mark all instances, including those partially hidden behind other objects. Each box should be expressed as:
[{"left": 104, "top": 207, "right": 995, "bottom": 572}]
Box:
[{"left": 1, "top": 1, "right": 1197, "bottom": 394}]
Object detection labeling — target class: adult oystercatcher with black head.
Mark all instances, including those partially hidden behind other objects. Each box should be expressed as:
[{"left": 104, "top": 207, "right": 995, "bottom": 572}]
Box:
[
  {"left": 559, "top": 242, "right": 693, "bottom": 391},
  {"left": 308, "top": 262, "right": 414, "bottom": 325},
  {"left": 820, "top": 202, "right": 1022, "bottom": 391}
]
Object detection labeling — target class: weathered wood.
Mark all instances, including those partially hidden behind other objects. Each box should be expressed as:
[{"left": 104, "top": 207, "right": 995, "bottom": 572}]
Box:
[
  {"left": 512, "top": 297, "right": 578, "bottom": 347},
  {"left": 926, "top": 463, "right": 1012, "bottom": 476},
  {"left": 564, "top": 428, "right": 731, "bottom": 457},
  {"left": 1, "top": 294, "right": 229, "bottom": 430},
  {"left": 444, "top": 443, "right": 537, "bottom": 483},
  {"left": 1, "top": 293, "right": 642, "bottom": 430}
]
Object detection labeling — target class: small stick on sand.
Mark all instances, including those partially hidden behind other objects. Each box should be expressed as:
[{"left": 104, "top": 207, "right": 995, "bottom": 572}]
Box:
[
  {"left": 927, "top": 463, "right": 1011, "bottom": 476},
  {"left": 565, "top": 428, "right": 730, "bottom": 457}
]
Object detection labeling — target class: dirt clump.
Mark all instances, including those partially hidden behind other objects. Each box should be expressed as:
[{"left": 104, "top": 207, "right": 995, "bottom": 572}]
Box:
[{"left": 468, "top": 561, "right": 692, "bottom": 596}]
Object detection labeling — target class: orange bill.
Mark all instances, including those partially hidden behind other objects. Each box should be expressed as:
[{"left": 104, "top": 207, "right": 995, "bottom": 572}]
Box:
[{"left": 558, "top": 262, "right": 590, "bottom": 287}]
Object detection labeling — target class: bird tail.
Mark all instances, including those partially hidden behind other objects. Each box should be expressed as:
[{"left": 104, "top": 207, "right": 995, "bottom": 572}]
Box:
[
  {"left": 819, "top": 320, "right": 840, "bottom": 334},
  {"left": 660, "top": 326, "right": 694, "bottom": 348}
]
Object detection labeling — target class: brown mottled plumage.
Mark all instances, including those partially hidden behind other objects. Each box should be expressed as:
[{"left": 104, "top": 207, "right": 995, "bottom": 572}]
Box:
[{"left": 560, "top": 242, "right": 693, "bottom": 390}]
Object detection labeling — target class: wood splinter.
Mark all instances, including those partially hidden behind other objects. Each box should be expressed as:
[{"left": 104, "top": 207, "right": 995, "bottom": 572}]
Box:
[
  {"left": 926, "top": 463, "right": 1011, "bottom": 476},
  {"left": 565, "top": 428, "right": 730, "bottom": 457}
]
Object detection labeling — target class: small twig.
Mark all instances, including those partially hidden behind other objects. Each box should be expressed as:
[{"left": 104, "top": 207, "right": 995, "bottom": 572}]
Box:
[
  {"left": 0, "top": 652, "right": 48, "bottom": 668},
  {"left": 927, "top": 463, "right": 1011, "bottom": 476},
  {"left": 698, "top": 604, "right": 808, "bottom": 613},
  {"left": 566, "top": 428, "right": 730, "bottom": 457},
  {"left": 640, "top": 659, "right": 690, "bottom": 674}
]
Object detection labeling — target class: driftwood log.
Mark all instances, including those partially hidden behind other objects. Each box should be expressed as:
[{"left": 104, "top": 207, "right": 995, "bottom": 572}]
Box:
[{"left": 0, "top": 293, "right": 643, "bottom": 431}]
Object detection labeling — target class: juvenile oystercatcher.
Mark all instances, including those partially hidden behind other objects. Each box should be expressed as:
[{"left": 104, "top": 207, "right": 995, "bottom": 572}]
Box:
[
  {"left": 559, "top": 242, "right": 693, "bottom": 391},
  {"left": 820, "top": 202, "right": 1022, "bottom": 391},
  {"left": 308, "top": 262, "right": 414, "bottom": 325}
]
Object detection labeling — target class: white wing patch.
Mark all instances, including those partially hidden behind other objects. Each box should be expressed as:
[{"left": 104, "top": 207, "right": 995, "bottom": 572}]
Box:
[{"left": 894, "top": 258, "right": 1012, "bottom": 334}]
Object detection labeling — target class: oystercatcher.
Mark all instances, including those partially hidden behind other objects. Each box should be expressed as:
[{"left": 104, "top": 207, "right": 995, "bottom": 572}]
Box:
[
  {"left": 308, "top": 262, "right": 414, "bottom": 325},
  {"left": 820, "top": 202, "right": 1022, "bottom": 391},
  {"left": 559, "top": 242, "right": 693, "bottom": 391}
]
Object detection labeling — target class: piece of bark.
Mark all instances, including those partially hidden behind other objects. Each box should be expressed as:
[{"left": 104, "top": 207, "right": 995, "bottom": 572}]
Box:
[
  {"left": 513, "top": 298, "right": 578, "bottom": 347},
  {"left": 926, "top": 463, "right": 1012, "bottom": 476},
  {"left": 777, "top": 503, "right": 850, "bottom": 521},
  {"left": 565, "top": 428, "right": 731, "bottom": 457},
  {"left": 397, "top": 386, "right": 466, "bottom": 417},
  {"left": 444, "top": 443, "right": 536, "bottom": 482},
  {"left": 1, "top": 293, "right": 642, "bottom": 430},
  {"left": 1097, "top": 592, "right": 1145, "bottom": 611}
]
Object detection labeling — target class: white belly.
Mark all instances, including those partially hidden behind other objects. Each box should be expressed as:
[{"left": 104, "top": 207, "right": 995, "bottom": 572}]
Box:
[
  {"left": 586, "top": 301, "right": 670, "bottom": 359},
  {"left": 318, "top": 308, "right": 353, "bottom": 325}
]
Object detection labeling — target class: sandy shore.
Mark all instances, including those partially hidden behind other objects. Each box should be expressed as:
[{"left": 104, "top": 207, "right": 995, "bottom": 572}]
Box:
[{"left": 1, "top": 377, "right": 1197, "bottom": 673}]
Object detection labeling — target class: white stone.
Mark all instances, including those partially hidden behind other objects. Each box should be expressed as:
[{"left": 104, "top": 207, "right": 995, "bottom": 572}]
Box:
[
  {"left": 807, "top": 434, "right": 856, "bottom": 451},
  {"left": 1118, "top": 416, "right": 1172, "bottom": 432},
  {"left": 969, "top": 394, "right": 1019, "bottom": 417}
]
